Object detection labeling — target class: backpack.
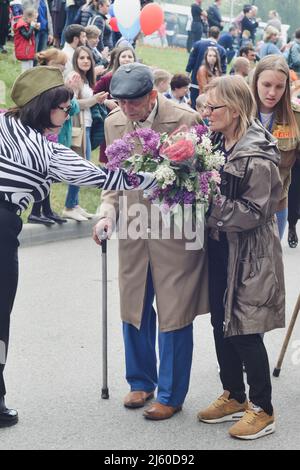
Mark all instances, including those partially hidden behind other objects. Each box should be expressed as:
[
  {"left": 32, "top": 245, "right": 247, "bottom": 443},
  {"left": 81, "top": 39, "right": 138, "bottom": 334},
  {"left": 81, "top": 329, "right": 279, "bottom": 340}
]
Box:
[{"left": 87, "top": 14, "right": 102, "bottom": 27}]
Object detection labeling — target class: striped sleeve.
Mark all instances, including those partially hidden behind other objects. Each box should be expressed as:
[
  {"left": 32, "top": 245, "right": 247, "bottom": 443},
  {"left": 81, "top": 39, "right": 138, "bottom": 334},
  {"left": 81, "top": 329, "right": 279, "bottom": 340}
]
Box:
[{"left": 48, "top": 144, "right": 156, "bottom": 191}]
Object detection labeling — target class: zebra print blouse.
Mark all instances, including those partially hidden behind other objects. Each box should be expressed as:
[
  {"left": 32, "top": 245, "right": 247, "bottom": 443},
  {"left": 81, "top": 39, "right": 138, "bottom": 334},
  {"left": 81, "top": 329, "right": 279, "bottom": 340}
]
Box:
[{"left": 0, "top": 114, "right": 155, "bottom": 211}]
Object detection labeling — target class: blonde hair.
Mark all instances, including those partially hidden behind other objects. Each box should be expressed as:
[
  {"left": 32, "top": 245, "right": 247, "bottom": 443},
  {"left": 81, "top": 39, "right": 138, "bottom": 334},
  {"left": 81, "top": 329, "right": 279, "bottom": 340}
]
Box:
[
  {"left": 205, "top": 75, "right": 256, "bottom": 140},
  {"left": 195, "top": 93, "right": 206, "bottom": 112},
  {"left": 252, "top": 54, "right": 300, "bottom": 138},
  {"left": 36, "top": 48, "right": 67, "bottom": 66},
  {"left": 85, "top": 25, "right": 101, "bottom": 39},
  {"left": 263, "top": 25, "right": 279, "bottom": 42},
  {"left": 153, "top": 69, "right": 172, "bottom": 87}
]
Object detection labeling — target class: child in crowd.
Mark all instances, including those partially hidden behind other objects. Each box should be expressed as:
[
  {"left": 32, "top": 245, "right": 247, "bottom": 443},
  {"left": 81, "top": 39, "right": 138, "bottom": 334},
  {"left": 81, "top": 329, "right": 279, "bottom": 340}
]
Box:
[
  {"left": 13, "top": 7, "right": 40, "bottom": 72},
  {"left": 195, "top": 93, "right": 209, "bottom": 125},
  {"left": 153, "top": 68, "right": 172, "bottom": 94},
  {"left": 165, "top": 73, "right": 191, "bottom": 105}
]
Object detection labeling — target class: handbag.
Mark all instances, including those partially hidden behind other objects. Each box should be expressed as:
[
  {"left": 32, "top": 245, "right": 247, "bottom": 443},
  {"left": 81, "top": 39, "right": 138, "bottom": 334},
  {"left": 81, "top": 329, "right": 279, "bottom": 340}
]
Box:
[
  {"left": 90, "top": 103, "right": 108, "bottom": 150},
  {"left": 71, "top": 112, "right": 86, "bottom": 158}
]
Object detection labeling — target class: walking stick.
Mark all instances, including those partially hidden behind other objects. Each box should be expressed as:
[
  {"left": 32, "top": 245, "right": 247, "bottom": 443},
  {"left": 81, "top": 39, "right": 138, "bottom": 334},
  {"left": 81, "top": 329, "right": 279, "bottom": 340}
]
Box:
[
  {"left": 273, "top": 293, "right": 300, "bottom": 377},
  {"left": 101, "top": 237, "right": 109, "bottom": 399}
]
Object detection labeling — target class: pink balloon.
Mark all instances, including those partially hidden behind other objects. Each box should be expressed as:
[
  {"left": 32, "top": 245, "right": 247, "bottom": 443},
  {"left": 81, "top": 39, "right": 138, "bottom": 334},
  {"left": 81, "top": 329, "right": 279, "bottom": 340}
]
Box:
[{"left": 140, "top": 3, "right": 164, "bottom": 36}]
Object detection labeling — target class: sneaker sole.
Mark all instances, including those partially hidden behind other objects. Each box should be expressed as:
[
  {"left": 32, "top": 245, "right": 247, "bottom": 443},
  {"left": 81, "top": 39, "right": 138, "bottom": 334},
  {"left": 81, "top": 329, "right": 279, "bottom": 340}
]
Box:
[
  {"left": 199, "top": 412, "right": 246, "bottom": 424},
  {"left": 231, "top": 422, "right": 275, "bottom": 440}
]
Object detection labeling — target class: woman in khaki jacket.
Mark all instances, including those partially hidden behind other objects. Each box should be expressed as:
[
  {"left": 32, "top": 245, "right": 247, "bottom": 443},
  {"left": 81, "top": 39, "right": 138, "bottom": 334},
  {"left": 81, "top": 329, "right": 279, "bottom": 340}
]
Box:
[
  {"left": 196, "top": 46, "right": 222, "bottom": 94},
  {"left": 197, "top": 75, "right": 285, "bottom": 440},
  {"left": 252, "top": 54, "right": 300, "bottom": 239}
]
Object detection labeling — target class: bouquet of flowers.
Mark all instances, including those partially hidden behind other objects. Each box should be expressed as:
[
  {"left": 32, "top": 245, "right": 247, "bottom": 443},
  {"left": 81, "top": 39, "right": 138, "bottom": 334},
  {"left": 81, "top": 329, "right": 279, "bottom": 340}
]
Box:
[{"left": 106, "top": 124, "right": 225, "bottom": 221}]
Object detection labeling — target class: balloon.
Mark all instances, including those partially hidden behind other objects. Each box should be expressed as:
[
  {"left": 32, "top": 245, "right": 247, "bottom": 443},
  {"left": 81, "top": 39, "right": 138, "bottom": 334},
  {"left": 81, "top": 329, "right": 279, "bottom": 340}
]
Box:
[
  {"left": 114, "top": 0, "right": 140, "bottom": 29},
  {"left": 140, "top": 3, "right": 164, "bottom": 35},
  {"left": 109, "top": 17, "right": 119, "bottom": 32},
  {"left": 118, "top": 17, "right": 140, "bottom": 42},
  {"left": 108, "top": 4, "right": 115, "bottom": 17}
]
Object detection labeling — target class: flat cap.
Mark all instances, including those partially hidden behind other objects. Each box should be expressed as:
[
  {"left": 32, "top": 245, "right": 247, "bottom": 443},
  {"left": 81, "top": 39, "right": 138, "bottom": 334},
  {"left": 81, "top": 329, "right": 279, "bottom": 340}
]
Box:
[
  {"left": 110, "top": 63, "right": 154, "bottom": 99},
  {"left": 11, "top": 66, "right": 65, "bottom": 107}
]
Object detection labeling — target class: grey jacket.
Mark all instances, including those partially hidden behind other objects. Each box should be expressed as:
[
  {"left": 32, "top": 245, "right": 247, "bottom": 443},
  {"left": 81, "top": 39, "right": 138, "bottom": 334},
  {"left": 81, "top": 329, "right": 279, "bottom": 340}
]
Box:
[{"left": 207, "top": 119, "right": 285, "bottom": 337}]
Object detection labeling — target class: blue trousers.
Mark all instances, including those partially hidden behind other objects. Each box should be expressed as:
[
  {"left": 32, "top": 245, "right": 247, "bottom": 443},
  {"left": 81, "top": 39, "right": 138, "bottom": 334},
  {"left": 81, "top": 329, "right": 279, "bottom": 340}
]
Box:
[{"left": 123, "top": 267, "right": 193, "bottom": 407}]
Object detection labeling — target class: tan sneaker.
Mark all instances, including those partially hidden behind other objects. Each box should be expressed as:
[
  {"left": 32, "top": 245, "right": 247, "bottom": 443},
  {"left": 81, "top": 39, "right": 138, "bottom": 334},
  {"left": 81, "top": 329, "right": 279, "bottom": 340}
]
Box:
[
  {"left": 197, "top": 391, "right": 248, "bottom": 423},
  {"left": 228, "top": 407, "right": 275, "bottom": 440}
]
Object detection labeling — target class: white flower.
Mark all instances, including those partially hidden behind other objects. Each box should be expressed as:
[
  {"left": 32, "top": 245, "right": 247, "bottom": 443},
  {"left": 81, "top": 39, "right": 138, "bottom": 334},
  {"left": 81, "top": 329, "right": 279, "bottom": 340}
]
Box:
[
  {"left": 184, "top": 179, "right": 194, "bottom": 192},
  {"left": 154, "top": 164, "right": 176, "bottom": 189},
  {"left": 201, "top": 135, "right": 213, "bottom": 152}
]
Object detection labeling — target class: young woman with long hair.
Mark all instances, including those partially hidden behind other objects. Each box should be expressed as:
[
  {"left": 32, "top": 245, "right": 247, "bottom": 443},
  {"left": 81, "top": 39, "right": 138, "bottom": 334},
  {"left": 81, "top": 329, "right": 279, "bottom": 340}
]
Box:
[{"left": 252, "top": 54, "right": 300, "bottom": 239}]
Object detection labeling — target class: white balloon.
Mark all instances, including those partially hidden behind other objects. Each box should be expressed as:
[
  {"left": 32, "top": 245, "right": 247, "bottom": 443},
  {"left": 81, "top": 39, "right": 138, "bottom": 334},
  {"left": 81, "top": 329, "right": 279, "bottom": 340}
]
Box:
[{"left": 113, "top": 0, "right": 141, "bottom": 29}]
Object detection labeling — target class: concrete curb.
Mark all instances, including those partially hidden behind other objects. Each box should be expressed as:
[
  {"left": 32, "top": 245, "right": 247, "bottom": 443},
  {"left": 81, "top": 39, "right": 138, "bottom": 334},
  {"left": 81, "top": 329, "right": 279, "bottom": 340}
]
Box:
[{"left": 19, "top": 218, "right": 97, "bottom": 247}]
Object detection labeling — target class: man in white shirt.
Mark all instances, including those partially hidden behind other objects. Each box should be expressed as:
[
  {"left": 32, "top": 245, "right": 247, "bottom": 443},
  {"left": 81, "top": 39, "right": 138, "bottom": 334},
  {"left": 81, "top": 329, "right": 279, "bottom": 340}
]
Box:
[{"left": 62, "top": 24, "right": 87, "bottom": 77}]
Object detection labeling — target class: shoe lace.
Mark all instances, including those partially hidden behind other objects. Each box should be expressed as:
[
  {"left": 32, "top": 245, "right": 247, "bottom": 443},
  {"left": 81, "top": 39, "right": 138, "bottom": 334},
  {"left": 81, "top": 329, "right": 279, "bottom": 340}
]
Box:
[
  {"left": 214, "top": 395, "right": 230, "bottom": 408},
  {"left": 242, "top": 409, "right": 260, "bottom": 424}
]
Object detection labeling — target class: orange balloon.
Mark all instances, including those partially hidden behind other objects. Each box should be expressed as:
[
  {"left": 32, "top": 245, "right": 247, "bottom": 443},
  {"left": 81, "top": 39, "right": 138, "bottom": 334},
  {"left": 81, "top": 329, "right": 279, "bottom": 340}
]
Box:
[
  {"left": 140, "top": 3, "right": 164, "bottom": 36},
  {"left": 109, "top": 17, "right": 119, "bottom": 33}
]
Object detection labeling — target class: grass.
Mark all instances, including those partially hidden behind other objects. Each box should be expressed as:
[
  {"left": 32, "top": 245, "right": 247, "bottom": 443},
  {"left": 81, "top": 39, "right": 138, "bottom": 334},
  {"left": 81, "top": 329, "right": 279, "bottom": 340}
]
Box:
[{"left": 0, "top": 41, "right": 189, "bottom": 222}]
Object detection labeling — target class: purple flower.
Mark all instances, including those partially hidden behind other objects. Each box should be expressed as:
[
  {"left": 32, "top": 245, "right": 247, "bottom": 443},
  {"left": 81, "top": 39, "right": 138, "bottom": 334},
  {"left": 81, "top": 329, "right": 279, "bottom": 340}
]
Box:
[
  {"left": 199, "top": 172, "right": 212, "bottom": 196},
  {"left": 192, "top": 124, "right": 208, "bottom": 142},
  {"left": 133, "top": 128, "right": 161, "bottom": 157},
  {"left": 106, "top": 136, "right": 135, "bottom": 170}
]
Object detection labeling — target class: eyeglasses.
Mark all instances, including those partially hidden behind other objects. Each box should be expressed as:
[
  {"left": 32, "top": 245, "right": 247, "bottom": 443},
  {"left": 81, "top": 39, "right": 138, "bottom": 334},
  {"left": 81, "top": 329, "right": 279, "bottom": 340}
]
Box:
[
  {"left": 203, "top": 104, "right": 227, "bottom": 113},
  {"left": 57, "top": 105, "right": 72, "bottom": 115}
]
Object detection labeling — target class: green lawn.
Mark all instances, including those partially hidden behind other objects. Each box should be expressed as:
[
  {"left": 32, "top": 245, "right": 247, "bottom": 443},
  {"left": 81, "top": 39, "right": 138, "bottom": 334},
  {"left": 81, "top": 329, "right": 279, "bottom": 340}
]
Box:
[{"left": 0, "top": 41, "right": 189, "bottom": 222}]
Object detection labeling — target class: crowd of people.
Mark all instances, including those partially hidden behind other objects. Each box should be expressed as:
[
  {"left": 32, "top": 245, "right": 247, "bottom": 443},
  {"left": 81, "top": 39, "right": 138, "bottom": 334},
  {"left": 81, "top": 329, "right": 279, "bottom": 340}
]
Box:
[{"left": 0, "top": 0, "right": 299, "bottom": 444}]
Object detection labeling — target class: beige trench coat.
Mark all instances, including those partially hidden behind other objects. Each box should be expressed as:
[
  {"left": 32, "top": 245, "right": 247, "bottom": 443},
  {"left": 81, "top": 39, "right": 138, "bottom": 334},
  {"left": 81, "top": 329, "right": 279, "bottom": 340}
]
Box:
[{"left": 100, "top": 95, "right": 210, "bottom": 332}]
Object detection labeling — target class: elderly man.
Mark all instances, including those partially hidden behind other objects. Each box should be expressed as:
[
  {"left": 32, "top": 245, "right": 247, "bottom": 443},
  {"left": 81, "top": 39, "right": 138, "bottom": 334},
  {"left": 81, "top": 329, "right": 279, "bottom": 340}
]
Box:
[{"left": 93, "top": 63, "right": 209, "bottom": 420}]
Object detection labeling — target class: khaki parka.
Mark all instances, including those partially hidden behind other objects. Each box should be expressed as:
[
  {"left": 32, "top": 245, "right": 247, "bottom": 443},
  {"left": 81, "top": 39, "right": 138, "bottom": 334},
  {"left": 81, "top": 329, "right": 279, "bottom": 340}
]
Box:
[{"left": 207, "top": 120, "right": 285, "bottom": 337}]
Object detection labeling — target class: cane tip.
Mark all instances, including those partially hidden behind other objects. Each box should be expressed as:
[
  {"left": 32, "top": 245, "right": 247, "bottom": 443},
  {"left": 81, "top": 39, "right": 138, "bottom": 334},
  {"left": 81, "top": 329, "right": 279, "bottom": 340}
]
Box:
[
  {"left": 273, "top": 368, "right": 281, "bottom": 377},
  {"left": 101, "top": 388, "right": 109, "bottom": 399}
]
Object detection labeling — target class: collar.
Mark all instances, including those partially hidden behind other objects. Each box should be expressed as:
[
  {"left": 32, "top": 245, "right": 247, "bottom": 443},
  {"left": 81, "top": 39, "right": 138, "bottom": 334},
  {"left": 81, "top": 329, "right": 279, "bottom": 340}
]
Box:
[{"left": 134, "top": 100, "right": 158, "bottom": 129}]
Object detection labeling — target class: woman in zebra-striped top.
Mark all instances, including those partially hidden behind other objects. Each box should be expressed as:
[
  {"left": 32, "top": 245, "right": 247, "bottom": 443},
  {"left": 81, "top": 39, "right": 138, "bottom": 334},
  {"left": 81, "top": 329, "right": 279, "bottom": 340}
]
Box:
[{"left": 0, "top": 67, "right": 155, "bottom": 427}]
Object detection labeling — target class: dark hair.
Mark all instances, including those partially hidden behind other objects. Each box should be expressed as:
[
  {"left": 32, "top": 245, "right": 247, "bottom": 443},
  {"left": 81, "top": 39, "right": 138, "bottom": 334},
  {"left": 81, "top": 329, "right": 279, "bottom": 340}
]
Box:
[
  {"left": 64, "top": 25, "right": 85, "bottom": 44},
  {"left": 73, "top": 46, "right": 95, "bottom": 87},
  {"left": 7, "top": 86, "right": 74, "bottom": 133},
  {"left": 170, "top": 73, "right": 190, "bottom": 90},
  {"left": 295, "top": 28, "right": 300, "bottom": 40},
  {"left": 208, "top": 26, "right": 220, "bottom": 39},
  {"left": 202, "top": 47, "right": 222, "bottom": 77},
  {"left": 111, "top": 46, "right": 136, "bottom": 74},
  {"left": 239, "top": 44, "right": 255, "bottom": 56},
  {"left": 243, "top": 5, "right": 252, "bottom": 14}
]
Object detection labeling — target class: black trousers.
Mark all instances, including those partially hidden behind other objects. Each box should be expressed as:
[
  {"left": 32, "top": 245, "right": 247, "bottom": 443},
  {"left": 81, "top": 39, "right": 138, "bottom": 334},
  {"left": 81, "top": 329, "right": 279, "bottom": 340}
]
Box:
[
  {"left": 288, "top": 162, "right": 300, "bottom": 227},
  {"left": 208, "top": 235, "right": 273, "bottom": 416},
  {"left": 0, "top": 206, "right": 22, "bottom": 397}
]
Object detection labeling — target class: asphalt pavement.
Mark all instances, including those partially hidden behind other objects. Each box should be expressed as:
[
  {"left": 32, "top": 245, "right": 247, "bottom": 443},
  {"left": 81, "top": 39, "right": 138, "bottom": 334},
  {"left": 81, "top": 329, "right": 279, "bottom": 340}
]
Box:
[{"left": 0, "top": 231, "right": 299, "bottom": 450}]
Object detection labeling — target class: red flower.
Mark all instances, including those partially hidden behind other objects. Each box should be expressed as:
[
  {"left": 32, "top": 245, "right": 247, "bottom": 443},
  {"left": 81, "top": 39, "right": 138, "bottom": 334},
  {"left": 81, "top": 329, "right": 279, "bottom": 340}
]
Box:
[{"left": 162, "top": 139, "right": 195, "bottom": 162}]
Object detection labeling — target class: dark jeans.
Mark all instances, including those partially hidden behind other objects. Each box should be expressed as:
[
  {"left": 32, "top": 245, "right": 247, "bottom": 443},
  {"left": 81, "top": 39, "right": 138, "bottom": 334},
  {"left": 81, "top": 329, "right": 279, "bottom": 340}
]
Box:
[
  {"left": 208, "top": 234, "right": 273, "bottom": 416},
  {"left": 0, "top": 206, "right": 22, "bottom": 397},
  {"left": 288, "top": 162, "right": 300, "bottom": 227}
]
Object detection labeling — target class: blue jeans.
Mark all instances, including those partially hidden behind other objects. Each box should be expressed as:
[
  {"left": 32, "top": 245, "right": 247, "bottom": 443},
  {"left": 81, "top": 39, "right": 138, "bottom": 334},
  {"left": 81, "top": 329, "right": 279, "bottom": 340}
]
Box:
[
  {"left": 123, "top": 267, "right": 193, "bottom": 407},
  {"left": 65, "top": 127, "right": 91, "bottom": 209},
  {"left": 276, "top": 207, "right": 288, "bottom": 240},
  {"left": 35, "top": 30, "right": 48, "bottom": 53}
]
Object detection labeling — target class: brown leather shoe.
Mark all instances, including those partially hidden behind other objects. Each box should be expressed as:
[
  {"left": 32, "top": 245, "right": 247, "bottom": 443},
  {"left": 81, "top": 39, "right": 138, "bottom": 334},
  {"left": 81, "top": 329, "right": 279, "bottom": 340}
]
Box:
[
  {"left": 123, "top": 391, "right": 154, "bottom": 409},
  {"left": 143, "top": 402, "right": 182, "bottom": 420}
]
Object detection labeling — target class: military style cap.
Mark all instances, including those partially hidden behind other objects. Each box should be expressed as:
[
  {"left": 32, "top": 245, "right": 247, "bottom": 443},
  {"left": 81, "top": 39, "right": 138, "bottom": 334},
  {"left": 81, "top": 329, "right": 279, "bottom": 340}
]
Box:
[
  {"left": 11, "top": 66, "right": 65, "bottom": 107},
  {"left": 110, "top": 63, "right": 154, "bottom": 99}
]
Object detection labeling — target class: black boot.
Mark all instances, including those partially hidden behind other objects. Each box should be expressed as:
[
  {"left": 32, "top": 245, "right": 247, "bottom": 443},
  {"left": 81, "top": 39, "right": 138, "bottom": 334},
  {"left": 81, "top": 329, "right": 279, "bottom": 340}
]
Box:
[
  {"left": 0, "top": 397, "right": 18, "bottom": 428},
  {"left": 288, "top": 225, "right": 298, "bottom": 248}
]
